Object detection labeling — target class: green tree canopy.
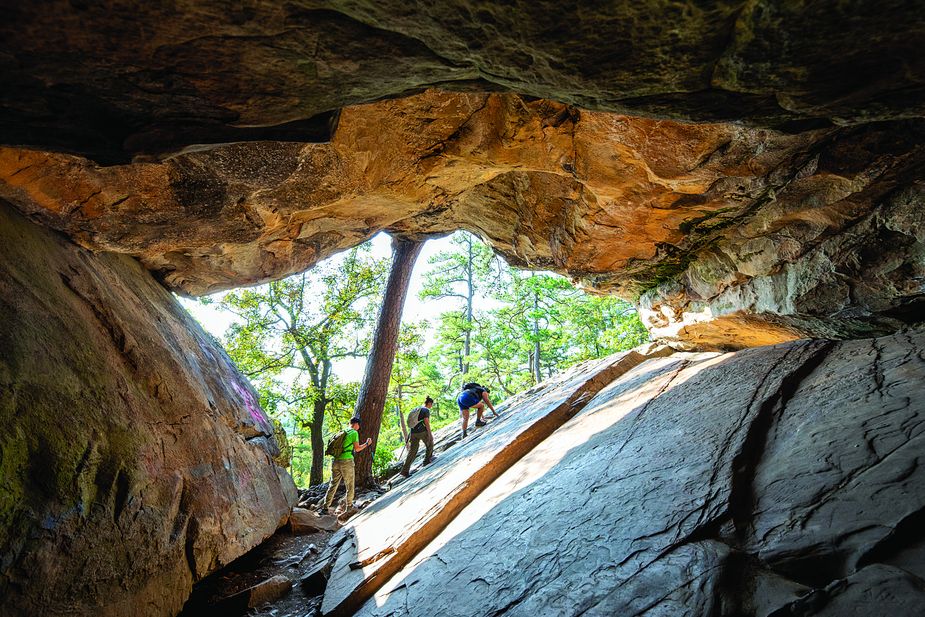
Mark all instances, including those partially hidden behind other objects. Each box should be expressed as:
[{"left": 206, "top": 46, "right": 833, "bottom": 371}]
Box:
[{"left": 209, "top": 245, "right": 387, "bottom": 485}]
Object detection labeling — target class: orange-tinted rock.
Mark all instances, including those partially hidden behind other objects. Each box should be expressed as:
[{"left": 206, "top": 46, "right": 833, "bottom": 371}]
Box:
[{"left": 2, "top": 91, "right": 922, "bottom": 347}]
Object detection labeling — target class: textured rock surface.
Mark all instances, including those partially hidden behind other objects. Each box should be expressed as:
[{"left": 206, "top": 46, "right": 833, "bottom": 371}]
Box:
[
  {"left": 227, "top": 574, "right": 292, "bottom": 609},
  {"left": 313, "top": 347, "right": 667, "bottom": 616},
  {"left": 2, "top": 91, "right": 922, "bottom": 346},
  {"left": 289, "top": 508, "right": 339, "bottom": 534},
  {"left": 638, "top": 123, "right": 925, "bottom": 348},
  {"left": 357, "top": 329, "right": 925, "bottom": 616},
  {"left": 0, "top": 200, "right": 297, "bottom": 617},
  {"left": 2, "top": 1, "right": 924, "bottom": 161}
]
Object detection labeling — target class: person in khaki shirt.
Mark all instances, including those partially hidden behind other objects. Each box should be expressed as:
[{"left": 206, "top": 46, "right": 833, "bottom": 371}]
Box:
[
  {"left": 401, "top": 396, "right": 435, "bottom": 477},
  {"left": 320, "top": 416, "right": 372, "bottom": 515}
]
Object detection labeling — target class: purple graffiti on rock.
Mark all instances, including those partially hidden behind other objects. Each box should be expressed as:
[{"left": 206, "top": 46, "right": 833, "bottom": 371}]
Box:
[{"left": 232, "top": 380, "right": 273, "bottom": 433}]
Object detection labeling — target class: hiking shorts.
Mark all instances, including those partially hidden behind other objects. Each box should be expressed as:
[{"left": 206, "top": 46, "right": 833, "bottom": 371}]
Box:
[{"left": 457, "top": 390, "right": 481, "bottom": 410}]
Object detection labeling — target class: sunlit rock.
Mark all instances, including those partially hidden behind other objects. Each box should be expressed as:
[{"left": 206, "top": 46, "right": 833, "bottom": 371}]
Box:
[
  {"left": 358, "top": 330, "right": 925, "bottom": 616},
  {"left": 2, "top": 92, "right": 921, "bottom": 347},
  {"left": 314, "top": 346, "right": 669, "bottom": 615}
]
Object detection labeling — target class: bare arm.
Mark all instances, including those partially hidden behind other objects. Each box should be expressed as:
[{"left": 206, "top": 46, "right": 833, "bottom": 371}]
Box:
[
  {"left": 482, "top": 391, "right": 496, "bottom": 414},
  {"left": 424, "top": 416, "right": 432, "bottom": 436},
  {"left": 353, "top": 437, "right": 373, "bottom": 452}
]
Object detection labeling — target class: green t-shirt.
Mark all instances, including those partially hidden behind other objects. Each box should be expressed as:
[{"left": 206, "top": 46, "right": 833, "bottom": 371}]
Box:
[{"left": 336, "top": 428, "right": 359, "bottom": 460}]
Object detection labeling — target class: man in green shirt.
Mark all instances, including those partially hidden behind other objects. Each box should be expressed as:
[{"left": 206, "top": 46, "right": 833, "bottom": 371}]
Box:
[{"left": 320, "top": 416, "right": 372, "bottom": 515}]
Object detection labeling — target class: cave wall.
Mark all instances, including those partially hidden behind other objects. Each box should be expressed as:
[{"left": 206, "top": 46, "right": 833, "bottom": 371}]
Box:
[
  {"left": 637, "top": 123, "right": 925, "bottom": 348},
  {"left": 0, "top": 200, "right": 297, "bottom": 617}
]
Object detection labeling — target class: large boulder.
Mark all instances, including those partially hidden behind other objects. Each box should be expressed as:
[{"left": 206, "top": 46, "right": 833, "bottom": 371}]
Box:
[
  {"left": 0, "top": 200, "right": 297, "bottom": 617},
  {"left": 355, "top": 329, "right": 925, "bottom": 616}
]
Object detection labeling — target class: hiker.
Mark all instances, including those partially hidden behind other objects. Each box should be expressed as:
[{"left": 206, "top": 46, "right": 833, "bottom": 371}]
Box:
[
  {"left": 320, "top": 416, "right": 373, "bottom": 515},
  {"left": 401, "top": 396, "right": 435, "bottom": 477},
  {"left": 457, "top": 382, "right": 496, "bottom": 438}
]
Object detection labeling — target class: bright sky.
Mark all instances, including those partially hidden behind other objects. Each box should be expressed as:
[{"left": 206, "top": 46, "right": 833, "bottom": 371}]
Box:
[{"left": 179, "top": 232, "right": 499, "bottom": 381}]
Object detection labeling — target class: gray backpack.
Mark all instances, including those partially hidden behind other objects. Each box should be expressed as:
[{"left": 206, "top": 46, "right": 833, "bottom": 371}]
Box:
[{"left": 407, "top": 407, "right": 425, "bottom": 432}]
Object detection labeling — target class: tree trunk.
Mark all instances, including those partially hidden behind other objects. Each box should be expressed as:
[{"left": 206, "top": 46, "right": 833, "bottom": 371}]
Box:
[
  {"left": 532, "top": 290, "right": 542, "bottom": 384},
  {"left": 354, "top": 237, "right": 424, "bottom": 487},
  {"left": 395, "top": 386, "right": 408, "bottom": 442},
  {"left": 463, "top": 235, "right": 473, "bottom": 377},
  {"left": 309, "top": 398, "right": 326, "bottom": 485},
  {"left": 297, "top": 346, "right": 328, "bottom": 486}
]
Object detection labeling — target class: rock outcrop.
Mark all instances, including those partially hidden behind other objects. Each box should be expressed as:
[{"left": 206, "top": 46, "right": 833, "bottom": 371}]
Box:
[
  {"left": 2, "top": 91, "right": 922, "bottom": 347},
  {"left": 349, "top": 329, "right": 925, "bottom": 616},
  {"left": 2, "top": 2, "right": 924, "bottom": 162},
  {"left": 0, "top": 200, "right": 297, "bottom": 617}
]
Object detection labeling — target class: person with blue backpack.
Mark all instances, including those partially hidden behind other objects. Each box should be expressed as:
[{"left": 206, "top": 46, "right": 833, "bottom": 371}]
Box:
[{"left": 457, "top": 382, "right": 496, "bottom": 438}]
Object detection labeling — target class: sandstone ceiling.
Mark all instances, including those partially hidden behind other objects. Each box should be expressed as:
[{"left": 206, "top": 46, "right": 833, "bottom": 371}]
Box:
[
  {"left": 0, "top": 91, "right": 822, "bottom": 293},
  {"left": 1, "top": 3, "right": 924, "bottom": 348}
]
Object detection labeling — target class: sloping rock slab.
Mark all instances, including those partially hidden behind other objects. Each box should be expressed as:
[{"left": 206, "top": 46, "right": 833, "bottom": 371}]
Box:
[
  {"left": 359, "top": 331, "right": 925, "bottom": 616},
  {"left": 0, "top": 200, "right": 297, "bottom": 617},
  {"left": 316, "top": 346, "right": 670, "bottom": 616}
]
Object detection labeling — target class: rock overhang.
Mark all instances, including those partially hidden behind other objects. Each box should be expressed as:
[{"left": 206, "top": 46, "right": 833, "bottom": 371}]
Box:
[
  {"left": 2, "top": 90, "right": 923, "bottom": 348},
  {"left": 1, "top": 2, "right": 923, "bottom": 348},
  {"left": 3, "top": 1, "right": 924, "bottom": 162}
]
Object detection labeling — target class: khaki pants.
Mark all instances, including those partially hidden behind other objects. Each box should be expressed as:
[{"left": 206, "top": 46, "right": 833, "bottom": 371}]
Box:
[
  {"left": 402, "top": 431, "right": 434, "bottom": 475},
  {"left": 324, "top": 458, "right": 355, "bottom": 509}
]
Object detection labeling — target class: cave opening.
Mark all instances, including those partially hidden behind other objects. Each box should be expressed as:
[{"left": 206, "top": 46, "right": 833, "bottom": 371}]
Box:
[
  {"left": 178, "top": 229, "right": 648, "bottom": 489},
  {"left": 2, "top": 3, "right": 925, "bottom": 616}
]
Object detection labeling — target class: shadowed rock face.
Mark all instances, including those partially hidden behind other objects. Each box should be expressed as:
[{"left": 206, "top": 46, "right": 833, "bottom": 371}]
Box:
[
  {"left": 2, "top": 91, "right": 923, "bottom": 347},
  {"left": 0, "top": 201, "right": 297, "bottom": 617},
  {"left": 354, "top": 329, "right": 925, "bottom": 617},
  {"left": 2, "top": 1, "right": 924, "bottom": 161}
]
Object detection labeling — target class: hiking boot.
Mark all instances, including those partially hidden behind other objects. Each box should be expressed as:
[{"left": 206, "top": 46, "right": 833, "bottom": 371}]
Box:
[
  {"left": 462, "top": 430, "right": 467, "bottom": 438},
  {"left": 338, "top": 506, "right": 359, "bottom": 522},
  {"left": 475, "top": 419, "right": 487, "bottom": 427},
  {"left": 400, "top": 470, "right": 412, "bottom": 478},
  {"left": 423, "top": 456, "right": 436, "bottom": 466}
]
